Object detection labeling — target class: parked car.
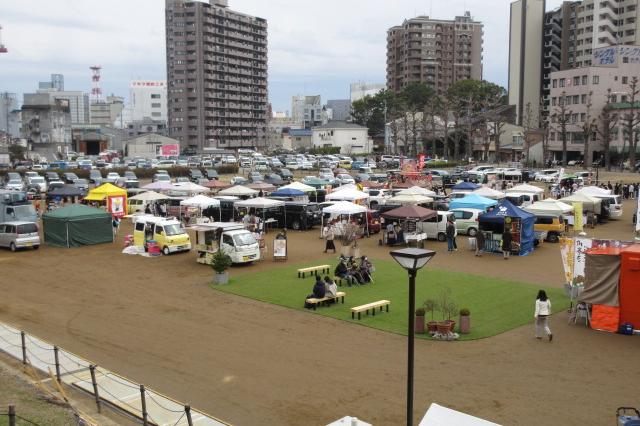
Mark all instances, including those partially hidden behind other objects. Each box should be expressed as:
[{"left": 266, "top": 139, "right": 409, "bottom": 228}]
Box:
[
  {"left": 176, "top": 176, "right": 190, "bottom": 183},
  {"left": 89, "top": 170, "right": 103, "bottom": 185},
  {"left": 62, "top": 172, "right": 79, "bottom": 184},
  {"left": 230, "top": 176, "right": 249, "bottom": 185},
  {"left": 336, "top": 173, "right": 355, "bottom": 185},
  {"left": 189, "top": 169, "right": 203, "bottom": 182},
  {"left": 354, "top": 173, "right": 370, "bottom": 183},
  {"left": 26, "top": 176, "right": 47, "bottom": 193},
  {"left": 248, "top": 172, "right": 264, "bottom": 183},
  {"left": 264, "top": 173, "right": 285, "bottom": 186},
  {"left": 277, "top": 168, "right": 294, "bottom": 182},
  {"left": 73, "top": 179, "right": 89, "bottom": 191},
  {"left": 204, "top": 169, "right": 219, "bottom": 180},
  {"left": 0, "top": 221, "right": 40, "bottom": 251},
  {"left": 153, "top": 173, "right": 172, "bottom": 183},
  {"left": 450, "top": 208, "right": 483, "bottom": 236},
  {"left": 5, "top": 179, "right": 24, "bottom": 191},
  {"left": 104, "top": 172, "right": 120, "bottom": 183},
  {"left": 416, "top": 211, "right": 456, "bottom": 241}
]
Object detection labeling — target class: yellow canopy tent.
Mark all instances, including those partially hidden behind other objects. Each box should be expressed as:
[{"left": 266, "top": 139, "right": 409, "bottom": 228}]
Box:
[
  {"left": 84, "top": 183, "right": 128, "bottom": 218},
  {"left": 84, "top": 183, "right": 127, "bottom": 201}
]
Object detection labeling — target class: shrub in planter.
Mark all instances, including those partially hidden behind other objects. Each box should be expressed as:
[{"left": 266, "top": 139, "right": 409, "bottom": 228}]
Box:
[
  {"left": 414, "top": 307, "right": 426, "bottom": 334},
  {"left": 423, "top": 299, "right": 438, "bottom": 335},
  {"left": 459, "top": 308, "right": 471, "bottom": 334},
  {"left": 211, "top": 249, "right": 232, "bottom": 285}
]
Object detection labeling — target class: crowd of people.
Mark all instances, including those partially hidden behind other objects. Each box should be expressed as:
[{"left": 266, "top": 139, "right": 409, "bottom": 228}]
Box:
[{"left": 333, "top": 255, "right": 374, "bottom": 286}]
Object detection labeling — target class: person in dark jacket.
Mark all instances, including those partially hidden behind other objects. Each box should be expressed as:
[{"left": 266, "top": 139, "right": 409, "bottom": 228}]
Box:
[
  {"left": 304, "top": 276, "right": 326, "bottom": 308},
  {"left": 475, "top": 230, "right": 485, "bottom": 257},
  {"left": 335, "top": 257, "right": 356, "bottom": 286},
  {"left": 502, "top": 228, "right": 512, "bottom": 260},
  {"left": 446, "top": 220, "right": 456, "bottom": 252}
]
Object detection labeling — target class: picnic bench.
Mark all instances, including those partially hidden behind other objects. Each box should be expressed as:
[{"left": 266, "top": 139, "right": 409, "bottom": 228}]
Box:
[
  {"left": 351, "top": 300, "right": 390, "bottom": 320},
  {"left": 305, "top": 291, "right": 346, "bottom": 310},
  {"left": 297, "top": 264, "right": 331, "bottom": 278}
]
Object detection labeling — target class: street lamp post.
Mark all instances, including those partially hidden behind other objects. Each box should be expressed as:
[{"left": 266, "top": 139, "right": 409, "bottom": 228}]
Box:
[{"left": 389, "top": 247, "right": 436, "bottom": 426}]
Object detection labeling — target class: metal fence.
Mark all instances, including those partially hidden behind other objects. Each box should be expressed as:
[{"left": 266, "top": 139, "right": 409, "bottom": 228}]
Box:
[{"left": 0, "top": 322, "right": 229, "bottom": 426}]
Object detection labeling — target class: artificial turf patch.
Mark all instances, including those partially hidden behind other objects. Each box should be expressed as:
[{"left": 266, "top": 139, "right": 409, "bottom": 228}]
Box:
[{"left": 212, "top": 260, "right": 568, "bottom": 340}]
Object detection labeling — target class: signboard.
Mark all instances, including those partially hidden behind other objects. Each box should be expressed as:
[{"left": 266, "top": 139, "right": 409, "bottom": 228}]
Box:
[
  {"left": 156, "top": 144, "right": 180, "bottom": 157},
  {"left": 107, "top": 195, "right": 126, "bottom": 219},
  {"left": 573, "top": 202, "right": 583, "bottom": 232},
  {"left": 273, "top": 237, "right": 287, "bottom": 261},
  {"left": 592, "top": 46, "right": 640, "bottom": 67},
  {"left": 130, "top": 81, "right": 166, "bottom": 87}
]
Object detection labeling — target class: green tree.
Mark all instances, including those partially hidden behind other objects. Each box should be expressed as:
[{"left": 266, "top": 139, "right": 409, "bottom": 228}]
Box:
[{"left": 8, "top": 144, "right": 26, "bottom": 163}]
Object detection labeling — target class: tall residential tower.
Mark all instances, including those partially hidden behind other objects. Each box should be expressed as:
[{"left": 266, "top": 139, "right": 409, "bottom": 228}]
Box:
[
  {"left": 386, "top": 12, "right": 483, "bottom": 95},
  {"left": 165, "top": 0, "right": 268, "bottom": 152}
]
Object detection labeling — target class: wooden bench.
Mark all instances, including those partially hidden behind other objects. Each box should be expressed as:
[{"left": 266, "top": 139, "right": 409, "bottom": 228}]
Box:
[
  {"left": 305, "top": 292, "right": 346, "bottom": 310},
  {"left": 351, "top": 300, "right": 390, "bottom": 320},
  {"left": 297, "top": 264, "right": 331, "bottom": 278}
]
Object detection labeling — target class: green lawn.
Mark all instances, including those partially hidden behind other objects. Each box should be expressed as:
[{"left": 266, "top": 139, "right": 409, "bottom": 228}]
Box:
[{"left": 213, "top": 260, "right": 569, "bottom": 340}]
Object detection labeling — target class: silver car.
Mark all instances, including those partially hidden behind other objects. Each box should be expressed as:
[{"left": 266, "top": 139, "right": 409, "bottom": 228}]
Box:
[{"left": 0, "top": 221, "right": 40, "bottom": 251}]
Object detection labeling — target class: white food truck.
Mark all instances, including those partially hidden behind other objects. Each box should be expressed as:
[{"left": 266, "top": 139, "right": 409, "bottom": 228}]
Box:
[{"left": 191, "top": 222, "right": 260, "bottom": 264}]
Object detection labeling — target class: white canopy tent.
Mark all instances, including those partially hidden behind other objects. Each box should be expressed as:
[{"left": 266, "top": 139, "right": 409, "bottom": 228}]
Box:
[
  {"left": 325, "top": 187, "right": 370, "bottom": 202},
  {"left": 398, "top": 186, "right": 437, "bottom": 197},
  {"left": 321, "top": 201, "right": 369, "bottom": 237},
  {"left": 473, "top": 187, "right": 506, "bottom": 199},
  {"left": 388, "top": 193, "right": 434, "bottom": 205},
  {"left": 218, "top": 185, "right": 259, "bottom": 197},
  {"left": 170, "top": 182, "right": 209, "bottom": 193},
  {"left": 234, "top": 197, "right": 285, "bottom": 232},
  {"left": 576, "top": 186, "right": 612, "bottom": 196},
  {"left": 180, "top": 195, "right": 220, "bottom": 208},
  {"left": 129, "top": 191, "right": 169, "bottom": 201},
  {"left": 142, "top": 181, "right": 174, "bottom": 191},
  {"left": 506, "top": 183, "right": 544, "bottom": 194},
  {"left": 280, "top": 181, "right": 316, "bottom": 193},
  {"left": 525, "top": 199, "right": 574, "bottom": 216},
  {"left": 419, "top": 403, "right": 501, "bottom": 426},
  {"left": 559, "top": 192, "right": 602, "bottom": 212}
]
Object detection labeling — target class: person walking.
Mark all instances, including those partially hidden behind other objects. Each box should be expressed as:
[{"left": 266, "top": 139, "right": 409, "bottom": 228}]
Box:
[
  {"left": 534, "top": 290, "right": 553, "bottom": 341},
  {"left": 446, "top": 220, "right": 456, "bottom": 252},
  {"left": 323, "top": 224, "right": 336, "bottom": 253},
  {"left": 502, "top": 227, "right": 512, "bottom": 260}
]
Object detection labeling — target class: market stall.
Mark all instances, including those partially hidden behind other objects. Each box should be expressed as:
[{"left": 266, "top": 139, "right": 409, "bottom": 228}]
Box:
[
  {"left": 478, "top": 199, "right": 536, "bottom": 256},
  {"left": 217, "top": 185, "right": 259, "bottom": 199},
  {"left": 180, "top": 195, "right": 221, "bottom": 222},
  {"left": 506, "top": 183, "right": 545, "bottom": 196},
  {"left": 234, "top": 197, "right": 285, "bottom": 232},
  {"left": 43, "top": 204, "right": 113, "bottom": 248},
  {"left": 396, "top": 186, "right": 437, "bottom": 197},
  {"left": 321, "top": 201, "right": 369, "bottom": 238},
  {"left": 449, "top": 193, "right": 498, "bottom": 211},
  {"left": 381, "top": 204, "right": 437, "bottom": 247},
  {"left": 387, "top": 193, "right": 433, "bottom": 206},
  {"left": 127, "top": 190, "right": 169, "bottom": 214},
  {"left": 84, "top": 183, "right": 128, "bottom": 218},
  {"left": 325, "top": 187, "right": 369, "bottom": 203},
  {"left": 452, "top": 182, "right": 480, "bottom": 192}
]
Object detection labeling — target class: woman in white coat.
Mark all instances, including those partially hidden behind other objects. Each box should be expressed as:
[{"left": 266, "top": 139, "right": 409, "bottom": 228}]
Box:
[{"left": 535, "top": 290, "right": 553, "bottom": 341}]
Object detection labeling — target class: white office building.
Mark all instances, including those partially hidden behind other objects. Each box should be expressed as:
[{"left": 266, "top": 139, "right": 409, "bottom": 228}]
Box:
[
  {"left": 129, "top": 80, "right": 167, "bottom": 122},
  {"left": 312, "top": 121, "right": 371, "bottom": 154},
  {"left": 350, "top": 82, "right": 386, "bottom": 103}
]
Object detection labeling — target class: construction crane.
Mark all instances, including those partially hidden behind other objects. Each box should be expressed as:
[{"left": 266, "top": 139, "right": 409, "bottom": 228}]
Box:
[{"left": 0, "top": 25, "right": 7, "bottom": 53}]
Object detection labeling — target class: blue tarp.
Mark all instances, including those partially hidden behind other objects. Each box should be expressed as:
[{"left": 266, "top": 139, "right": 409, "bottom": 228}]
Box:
[
  {"left": 449, "top": 193, "right": 498, "bottom": 211},
  {"left": 269, "top": 188, "right": 306, "bottom": 197},
  {"left": 452, "top": 182, "right": 480, "bottom": 191},
  {"left": 479, "top": 199, "right": 537, "bottom": 256}
]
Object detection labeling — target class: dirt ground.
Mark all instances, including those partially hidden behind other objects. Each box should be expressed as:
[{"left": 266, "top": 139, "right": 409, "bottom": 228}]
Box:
[{"left": 1, "top": 198, "right": 639, "bottom": 425}]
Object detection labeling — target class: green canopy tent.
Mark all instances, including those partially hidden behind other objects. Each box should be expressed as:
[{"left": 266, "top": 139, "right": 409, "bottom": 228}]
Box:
[{"left": 43, "top": 204, "right": 114, "bottom": 248}]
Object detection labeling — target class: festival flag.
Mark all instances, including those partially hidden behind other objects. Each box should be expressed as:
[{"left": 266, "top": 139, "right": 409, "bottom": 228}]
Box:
[{"left": 573, "top": 202, "right": 583, "bottom": 232}]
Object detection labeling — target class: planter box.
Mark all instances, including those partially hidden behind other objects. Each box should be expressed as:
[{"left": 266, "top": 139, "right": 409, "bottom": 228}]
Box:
[
  {"left": 415, "top": 315, "right": 425, "bottom": 334},
  {"left": 214, "top": 271, "right": 229, "bottom": 285},
  {"left": 427, "top": 321, "right": 438, "bottom": 335},
  {"left": 459, "top": 315, "right": 470, "bottom": 334}
]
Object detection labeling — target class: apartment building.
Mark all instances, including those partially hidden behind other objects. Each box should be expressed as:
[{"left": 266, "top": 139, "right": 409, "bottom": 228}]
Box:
[
  {"left": 291, "top": 95, "right": 324, "bottom": 129},
  {"left": 386, "top": 12, "right": 483, "bottom": 95},
  {"left": 574, "top": 0, "right": 640, "bottom": 67},
  {"left": 548, "top": 45, "right": 640, "bottom": 165},
  {"left": 165, "top": 0, "right": 268, "bottom": 152}
]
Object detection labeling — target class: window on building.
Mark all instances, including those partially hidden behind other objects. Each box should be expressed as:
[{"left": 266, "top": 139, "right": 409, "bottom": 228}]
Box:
[
  {"left": 592, "top": 75, "right": 599, "bottom": 84},
  {"left": 566, "top": 96, "right": 572, "bottom": 105},
  {"left": 550, "top": 131, "right": 556, "bottom": 141},
  {"left": 572, "top": 113, "right": 578, "bottom": 123},
  {"left": 623, "top": 56, "right": 629, "bottom": 63},
  {"left": 621, "top": 95, "right": 628, "bottom": 103},
  {"left": 573, "top": 76, "right": 580, "bottom": 86},
  {"left": 152, "top": 112, "right": 161, "bottom": 117},
  {"left": 151, "top": 94, "right": 161, "bottom": 99},
  {"left": 552, "top": 79, "right": 558, "bottom": 88},
  {"left": 622, "top": 76, "right": 628, "bottom": 84},
  {"left": 573, "top": 95, "right": 579, "bottom": 104},
  {"left": 581, "top": 94, "right": 587, "bottom": 104},
  {"left": 559, "top": 78, "right": 565, "bottom": 87},
  {"left": 551, "top": 97, "right": 557, "bottom": 106},
  {"left": 580, "top": 113, "right": 586, "bottom": 122},
  {"left": 581, "top": 75, "right": 588, "bottom": 85}
]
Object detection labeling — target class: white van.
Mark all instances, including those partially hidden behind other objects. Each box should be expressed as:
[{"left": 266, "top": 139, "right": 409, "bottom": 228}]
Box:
[
  {"left": 417, "top": 211, "right": 456, "bottom": 241},
  {"left": 504, "top": 191, "right": 542, "bottom": 208},
  {"left": 593, "top": 194, "right": 623, "bottom": 218},
  {"left": 192, "top": 222, "right": 260, "bottom": 264}
]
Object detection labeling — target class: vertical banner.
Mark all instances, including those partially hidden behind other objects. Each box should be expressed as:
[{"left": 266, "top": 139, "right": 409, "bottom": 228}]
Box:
[
  {"left": 573, "top": 202, "right": 584, "bottom": 232},
  {"left": 107, "top": 195, "right": 126, "bottom": 219},
  {"left": 559, "top": 237, "right": 574, "bottom": 285},
  {"left": 558, "top": 167, "right": 565, "bottom": 183},
  {"left": 418, "top": 154, "right": 425, "bottom": 170},
  {"left": 572, "top": 237, "right": 593, "bottom": 285},
  {"left": 636, "top": 196, "right": 640, "bottom": 232}
]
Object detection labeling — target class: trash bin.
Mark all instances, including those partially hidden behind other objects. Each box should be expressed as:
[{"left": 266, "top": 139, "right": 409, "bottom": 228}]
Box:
[{"left": 468, "top": 237, "right": 477, "bottom": 251}]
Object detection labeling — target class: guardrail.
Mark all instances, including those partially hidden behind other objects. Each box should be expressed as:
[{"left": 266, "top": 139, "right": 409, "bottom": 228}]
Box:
[{"left": 0, "top": 322, "right": 229, "bottom": 426}]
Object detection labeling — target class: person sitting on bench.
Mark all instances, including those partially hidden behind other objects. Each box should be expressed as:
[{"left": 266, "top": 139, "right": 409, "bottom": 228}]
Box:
[
  {"left": 335, "top": 257, "right": 357, "bottom": 286},
  {"left": 347, "top": 256, "right": 365, "bottom": 284},
  {"left": 304, "top": 276, "right": 326, "bottom": 309},
  {"left": 358, "top": 256, "right": 373, "bottom": 283},
  {"left": 323, "top": 276, "right": 338, "bottom": 304}
]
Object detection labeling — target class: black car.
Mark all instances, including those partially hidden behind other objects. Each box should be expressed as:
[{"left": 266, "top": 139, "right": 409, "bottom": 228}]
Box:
[
  {"left": 204, "top": 169, "right": 219, "bottom": 180},
  {"left": 62, "top": 172, "right": 79, "bottom": 183},
  {"left": 189, "top": 169, "right": 203, "bottom": 182},
  {"left": 277, "top": 168, "right": 294, "bottom": 182},
  {"left": 270, "top": 202, "right": 321, "bottom": 230},
  {"left": 264, "top": 173, "right": 285, "bottom": 186},
  {"left": 45, "top": 172, "right": 60, "bottom": 183}
]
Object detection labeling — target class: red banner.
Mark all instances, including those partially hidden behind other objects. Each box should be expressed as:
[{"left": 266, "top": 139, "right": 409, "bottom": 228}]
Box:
[{"left": 107, "top": 195, "right": 127, "bottom": 218}]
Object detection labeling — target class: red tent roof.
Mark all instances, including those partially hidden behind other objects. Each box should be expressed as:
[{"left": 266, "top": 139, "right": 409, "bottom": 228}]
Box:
[{"left": 381, "top": 205, "right": 437, "bottom": 221}]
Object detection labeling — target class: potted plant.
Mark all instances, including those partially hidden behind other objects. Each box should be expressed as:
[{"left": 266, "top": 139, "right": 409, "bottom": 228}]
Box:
[
  {"left": 444, "top": 300, "right": 458, "bottom": 333},
  {"left": 436, "top": 288, "right": 453, "bottom": 334},
  {"left": 211, "top": 248, "right": 232, "bottom": 285},
  {"left": 423, "top": 299, "right": 438, "bottom": 335},
  {"left": 459, "top": 308, "right": 471, "bottom": 334},
  {"left": 414, "top": 307, "right": 426, "bottom": 334}
]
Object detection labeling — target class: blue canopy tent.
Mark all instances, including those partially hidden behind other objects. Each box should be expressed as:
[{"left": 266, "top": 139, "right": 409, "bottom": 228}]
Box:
[
  {"left": 478, "top": 199, "right": 536, "bottom": 256},
  {"left": 452, "top": 182, "right": 480, "bottom": 191},
  {"left": 269, "top": 188, "right": 306, "bottom": 197},
  {"left": 449, "top": 193, "right": 498, "bottom": 211}
]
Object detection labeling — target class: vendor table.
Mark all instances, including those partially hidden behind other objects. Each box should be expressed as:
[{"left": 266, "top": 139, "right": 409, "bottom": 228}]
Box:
[
  {"left": 404, "top": 232, "right": 427, "bottom": 248},
  {"left": 484, "top": 239, "right": 502, "bottom": 253}
]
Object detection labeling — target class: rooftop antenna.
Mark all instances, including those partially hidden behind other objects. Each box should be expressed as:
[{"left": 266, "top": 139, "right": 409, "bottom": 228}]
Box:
[
  {"left": 429, "top": 0, "right": 433, "bottom": 17},
  {"left": 0, "top": 25, "right": 8, "bottom": 53}
]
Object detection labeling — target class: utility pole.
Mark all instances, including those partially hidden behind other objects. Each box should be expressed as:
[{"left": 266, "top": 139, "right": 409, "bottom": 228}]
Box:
[{"left": 384, "top": 99, "right": 389, "bottom": 154}]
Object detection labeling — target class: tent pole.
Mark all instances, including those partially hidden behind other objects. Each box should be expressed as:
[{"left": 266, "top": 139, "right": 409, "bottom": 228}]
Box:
[{"left": 66, "top": 221, "right": 70, "bottom": 248}]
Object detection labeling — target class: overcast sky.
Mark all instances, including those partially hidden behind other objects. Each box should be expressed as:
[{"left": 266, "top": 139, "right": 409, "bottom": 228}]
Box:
[{"left": 1, "top": 0, "right": 564, "bottom": 113}]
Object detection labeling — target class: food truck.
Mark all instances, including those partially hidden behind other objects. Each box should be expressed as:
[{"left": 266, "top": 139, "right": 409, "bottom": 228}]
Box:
[{"left": 191, "top": 222, "right": 260, "bottom": 264}]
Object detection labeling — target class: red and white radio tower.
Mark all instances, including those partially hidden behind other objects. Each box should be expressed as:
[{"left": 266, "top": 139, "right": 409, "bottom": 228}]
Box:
[
  {"left": 90, "top": 65, "right": 102, "bottom": 101},
  {"left": 0, "top": 25, "right": 8, "bottom": 53}
]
